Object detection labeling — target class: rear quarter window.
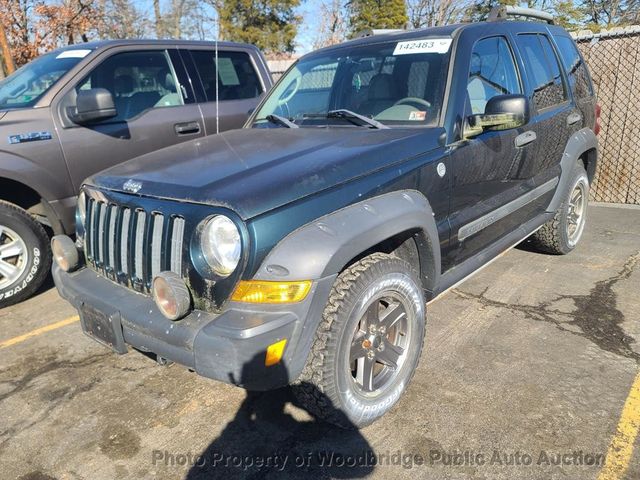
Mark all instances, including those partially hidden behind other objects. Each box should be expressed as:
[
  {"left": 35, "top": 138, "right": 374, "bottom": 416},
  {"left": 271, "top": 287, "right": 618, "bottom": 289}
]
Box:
[{"left": 554, "top": 35, "right": 594, "bottom": 99}]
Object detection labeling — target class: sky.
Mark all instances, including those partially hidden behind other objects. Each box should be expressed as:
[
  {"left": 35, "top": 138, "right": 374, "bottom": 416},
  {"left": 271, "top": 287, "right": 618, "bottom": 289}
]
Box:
[{"left": 134, "top": 0, "right": 324, "bottom": 55}]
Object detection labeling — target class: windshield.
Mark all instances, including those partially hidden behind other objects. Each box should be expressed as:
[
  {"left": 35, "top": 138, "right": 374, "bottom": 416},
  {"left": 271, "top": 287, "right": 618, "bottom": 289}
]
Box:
[
  {"left": 254, "top": 38, "right": 452, "bottom": 128},
  {"left": 0, "top": 49, "right": 91, "bottom": 110}
]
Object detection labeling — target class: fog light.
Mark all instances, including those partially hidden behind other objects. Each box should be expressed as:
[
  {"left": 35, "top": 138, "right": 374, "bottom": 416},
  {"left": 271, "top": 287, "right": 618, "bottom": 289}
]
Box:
[
  {"left": 51, "top": 235, "right": 79, "bottom": 272},
  {"left": 152, "top": 272, "right": 191, "bottom": 320},
  {"left": 231, "top": 280, "right": 311, "bottom": 304},
  {"left": 265, "top": 339, "right": 287, "bottom": 366}
]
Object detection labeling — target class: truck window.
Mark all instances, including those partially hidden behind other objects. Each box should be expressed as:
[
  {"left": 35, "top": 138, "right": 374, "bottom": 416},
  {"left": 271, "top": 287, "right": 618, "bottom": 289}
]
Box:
[
  {"left": 190, "top": 50, "right": 263, "bottom": 102},
  {"left": 467, "top": 36, "right": 521, "bottom": 114},
  {"left": 554, "top": 36, "right": 593, "bottom": 99},
  {"left": 76, "top": 50, "right": 183, "bottom": 122},
  {"left": 516, "top": 34, "right": 568, "bottom": 110}
]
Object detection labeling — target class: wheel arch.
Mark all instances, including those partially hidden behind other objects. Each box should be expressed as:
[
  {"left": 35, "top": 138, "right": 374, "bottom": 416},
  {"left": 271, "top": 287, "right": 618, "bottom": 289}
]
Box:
[
  {"left": 253, "top": 190, "right": 441, "bottom": 295},
  {"left": 547, "top": 128, "right": 598, "bottom": 213},
  {"left": 0, "top": 176, "right": 64, "bottom": 234}
]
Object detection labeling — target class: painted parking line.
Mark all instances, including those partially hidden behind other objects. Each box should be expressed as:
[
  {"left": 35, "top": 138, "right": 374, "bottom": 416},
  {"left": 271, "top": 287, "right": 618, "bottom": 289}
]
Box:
[
  {"left": 0, "top": 315, "right": 79, "bottom": 349},
  {"left": 598, "top": 371, "right": 640, "bottom": 480}
]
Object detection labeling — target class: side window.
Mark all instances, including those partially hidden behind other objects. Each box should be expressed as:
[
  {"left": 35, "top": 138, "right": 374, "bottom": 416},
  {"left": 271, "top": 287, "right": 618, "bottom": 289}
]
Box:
[
  {"left": 467, "top": 36, "right": 521, "bottom": 114},
  {"left": 76, "top": 50, "right": 183, "bottom": 122},
  {"left": 190, "top": 50, "right": 262, "bottom": 102},
  {"left": 516, "top": 34, "right": 568, "bottom": 110},
  {"left": 554, "top": 35, "right": 593, "bottom": 99}
]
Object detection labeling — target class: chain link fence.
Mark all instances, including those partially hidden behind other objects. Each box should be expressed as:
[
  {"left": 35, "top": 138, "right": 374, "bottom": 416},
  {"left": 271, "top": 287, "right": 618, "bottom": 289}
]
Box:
[{"left": 574, "top": 27, "right": 640, "bottom": 204}]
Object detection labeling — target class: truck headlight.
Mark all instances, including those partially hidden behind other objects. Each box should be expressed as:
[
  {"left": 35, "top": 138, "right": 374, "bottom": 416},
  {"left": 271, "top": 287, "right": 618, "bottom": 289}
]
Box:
[{"left": 200, "top": 215, "right": 241, "bottom": 277}]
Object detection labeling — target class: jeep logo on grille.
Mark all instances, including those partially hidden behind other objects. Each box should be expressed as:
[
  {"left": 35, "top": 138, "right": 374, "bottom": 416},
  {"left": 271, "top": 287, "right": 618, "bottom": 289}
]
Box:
[{"left": 123, "top": 179, "right": 142, "bottom": 193}]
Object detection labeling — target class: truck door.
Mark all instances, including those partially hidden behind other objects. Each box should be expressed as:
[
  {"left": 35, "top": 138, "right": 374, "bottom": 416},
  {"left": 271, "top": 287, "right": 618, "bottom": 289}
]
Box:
[
  {"left": 54, "top": 47, "right": 205, "bottom": 191},
  {"left": 184, "top": 48, "right": 267, "bottom": 133}
]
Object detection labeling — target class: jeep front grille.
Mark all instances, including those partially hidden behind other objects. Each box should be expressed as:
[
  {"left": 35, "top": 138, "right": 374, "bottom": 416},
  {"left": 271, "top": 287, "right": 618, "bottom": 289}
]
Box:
[{"left": 84, "top": 197, "right": 185, "bottom": 292}]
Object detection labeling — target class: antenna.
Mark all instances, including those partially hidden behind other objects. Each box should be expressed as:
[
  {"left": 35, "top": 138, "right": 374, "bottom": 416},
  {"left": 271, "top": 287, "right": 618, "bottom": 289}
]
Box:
[{"left": 215, "top": 15, "right": 220, "bottom": 134}]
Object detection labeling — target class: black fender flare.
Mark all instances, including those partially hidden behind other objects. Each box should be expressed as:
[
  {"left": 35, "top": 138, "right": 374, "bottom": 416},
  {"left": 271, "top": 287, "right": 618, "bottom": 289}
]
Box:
[
  {"left": 547, "top": 127, "right": 598, "bottom": 213},
  {"left": 253, "top": 189, "right": 441, "bottom": 292}
]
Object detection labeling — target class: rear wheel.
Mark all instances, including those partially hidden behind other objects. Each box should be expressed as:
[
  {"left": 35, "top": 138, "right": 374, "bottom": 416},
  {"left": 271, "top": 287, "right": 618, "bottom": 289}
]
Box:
[
  {"left": 531, "top": 163, "right": 589, "bottom": 255},
  {"left": 0, "top": 201, "right": 51, "bottom": 307},
  {"left": 293, "top": 253, "right": 426, "bottom": 428}
]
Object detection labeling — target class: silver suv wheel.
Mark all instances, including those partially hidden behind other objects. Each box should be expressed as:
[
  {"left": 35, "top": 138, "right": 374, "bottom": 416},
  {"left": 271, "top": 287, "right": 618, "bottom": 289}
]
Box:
[
  {"left": 567, "top": 177, "right": 588, "bottom": 247},
  {"left": 0, "top": 225, "right": 29, "bottom": 289}
]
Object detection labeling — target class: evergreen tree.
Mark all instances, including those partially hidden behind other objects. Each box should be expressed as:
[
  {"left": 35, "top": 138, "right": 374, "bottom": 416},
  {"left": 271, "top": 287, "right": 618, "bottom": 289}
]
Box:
[
  {"left": 216, "top": 0, "right": 302, "bottom": 55},
  {"left": 348, "top": 0, "right": 409, "bottom": 37}
]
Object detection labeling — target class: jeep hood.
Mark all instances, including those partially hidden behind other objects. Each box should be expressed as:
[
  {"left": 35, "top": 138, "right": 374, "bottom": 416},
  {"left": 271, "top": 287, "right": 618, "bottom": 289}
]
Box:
[{"left": 87, "top": 127, "right": 444, "bottom": 220}]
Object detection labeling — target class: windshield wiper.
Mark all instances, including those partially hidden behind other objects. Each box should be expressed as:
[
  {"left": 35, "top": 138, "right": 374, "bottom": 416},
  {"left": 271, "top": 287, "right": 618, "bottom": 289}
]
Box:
[
  {"left": 263, "top": 114, "right": 299, "bottom": 129},
  {"left": 327, "top": 109, "right": 388, "bottom": 129}
]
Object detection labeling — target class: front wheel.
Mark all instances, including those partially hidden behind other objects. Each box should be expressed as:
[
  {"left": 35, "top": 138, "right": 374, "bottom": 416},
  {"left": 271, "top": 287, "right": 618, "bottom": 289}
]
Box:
[
  {"left": 531, "top": 163, "right": 589, "bottom": 255},
  {"left": 0, "top": 201, "right": 51, "bottom": 307},
  {"left": 293, "top": 253, "right": 426, "bottom": 428}
]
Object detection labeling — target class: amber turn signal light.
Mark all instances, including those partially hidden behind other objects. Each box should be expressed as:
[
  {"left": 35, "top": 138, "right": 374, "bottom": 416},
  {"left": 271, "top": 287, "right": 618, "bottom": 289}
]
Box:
[
  {"left": 265, "top": 339, "right": 287, "bottom": 366},
  {"left": 231, "top": 280, "right": 311, "bottom": 304}
]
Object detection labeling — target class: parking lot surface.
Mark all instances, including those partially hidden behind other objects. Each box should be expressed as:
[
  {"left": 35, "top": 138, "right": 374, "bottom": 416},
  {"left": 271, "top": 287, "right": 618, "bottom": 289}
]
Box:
[{"left": 1, "top": 204, "right": 638, "bottom": 480}]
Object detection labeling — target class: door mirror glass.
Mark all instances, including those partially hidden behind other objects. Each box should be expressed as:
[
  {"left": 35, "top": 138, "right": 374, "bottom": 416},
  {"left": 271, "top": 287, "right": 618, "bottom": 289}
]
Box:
[
  {"left": 465, "top": 94, "right": 529, "bottom": 138},
  {"left": 73, "top": 88, "right": 117, "bottom": 124}
]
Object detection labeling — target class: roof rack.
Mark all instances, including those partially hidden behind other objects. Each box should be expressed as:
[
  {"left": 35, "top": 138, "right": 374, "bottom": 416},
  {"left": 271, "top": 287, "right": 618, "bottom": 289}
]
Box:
[
  {"left": 487, "top": 5, "right": 555, "bottom": 25},
  {"left": 356, "top": 29, "right": 405, "bottom": 38}
]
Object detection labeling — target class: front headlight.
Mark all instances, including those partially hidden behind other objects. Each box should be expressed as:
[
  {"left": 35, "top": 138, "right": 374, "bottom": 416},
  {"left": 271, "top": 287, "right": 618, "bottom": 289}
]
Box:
[{"left": 200, "top": 215, "right": 241, "bottom": 277}]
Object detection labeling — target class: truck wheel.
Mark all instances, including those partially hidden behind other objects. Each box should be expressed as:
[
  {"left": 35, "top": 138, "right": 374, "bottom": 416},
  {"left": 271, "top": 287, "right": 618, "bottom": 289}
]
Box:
[
  {"left": 0, "top": 201, "right": 51, "bottom": 307},
  {"left": 294, "top": 253, "right": 426, "bottom": 428},
  {"left": 531, "top": 163, "right": 589, "bottom": 255}
]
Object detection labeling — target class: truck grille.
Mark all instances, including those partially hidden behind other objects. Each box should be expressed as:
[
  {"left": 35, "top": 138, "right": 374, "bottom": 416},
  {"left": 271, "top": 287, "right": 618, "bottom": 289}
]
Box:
[{"left": 84, "top": 197, "right": 185, "bottom": 292}]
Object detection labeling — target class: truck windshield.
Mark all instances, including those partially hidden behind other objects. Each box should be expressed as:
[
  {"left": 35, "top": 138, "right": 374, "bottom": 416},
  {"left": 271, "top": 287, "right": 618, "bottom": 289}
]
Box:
[
  {"left": 0, "top": 49, "right": 91, "bottom": 110},
  {"left": 254, "top": 38, "right": 452, "bottom": 128}
]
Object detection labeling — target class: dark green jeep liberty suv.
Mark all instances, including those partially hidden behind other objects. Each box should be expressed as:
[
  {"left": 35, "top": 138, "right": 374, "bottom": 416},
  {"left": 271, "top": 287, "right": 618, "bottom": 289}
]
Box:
[{"left": 53, "top": 7, "right": 599, "bottom": 427}]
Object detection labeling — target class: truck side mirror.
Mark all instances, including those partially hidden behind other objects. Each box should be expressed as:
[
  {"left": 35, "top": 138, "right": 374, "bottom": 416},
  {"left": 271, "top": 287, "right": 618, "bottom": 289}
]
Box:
[
  {"left": 73, "top": 88, "right": 117, "bottom": 124},
  {"left": 465, "top": 94, "right": 530, "bottom": 138}
]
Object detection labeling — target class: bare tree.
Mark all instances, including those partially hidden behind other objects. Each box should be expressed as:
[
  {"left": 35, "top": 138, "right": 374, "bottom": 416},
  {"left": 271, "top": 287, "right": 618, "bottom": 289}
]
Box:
[
  {"left": 407, "top": 0, "right": 470, "bottom": 28},
  {"left": 313, "top": 0, "right": 348, "bottom": 49},
  {"left": 0, "top": 21, "right": 14, "bottom": 74}
]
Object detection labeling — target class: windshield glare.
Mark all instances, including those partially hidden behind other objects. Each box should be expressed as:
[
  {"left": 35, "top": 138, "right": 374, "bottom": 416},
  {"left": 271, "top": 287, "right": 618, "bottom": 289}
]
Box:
[
  {"left": 255, "top": 39, "right": 451, "bottom": 128},
  {"left": 0, "top": 50, "right": 89, "bottom": 110}
]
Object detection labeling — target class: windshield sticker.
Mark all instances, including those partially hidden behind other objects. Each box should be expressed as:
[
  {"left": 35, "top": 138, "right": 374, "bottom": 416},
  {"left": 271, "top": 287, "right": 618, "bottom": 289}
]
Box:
[
  {"left": 409, "top": 111, "right": 427, "bottom": 121},
  {"left": 393, "top": 39, "right": 452, "bottom": 55},
  {"left": 56, "top": 49, "right": 92, "bottom": 59},
  {"left": 216, "top": 57, "right": 240, "bottom": 86}
]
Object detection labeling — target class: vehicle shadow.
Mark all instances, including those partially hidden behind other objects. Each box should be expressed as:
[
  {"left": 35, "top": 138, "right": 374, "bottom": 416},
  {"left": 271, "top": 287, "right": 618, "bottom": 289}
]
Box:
[{"left": 185, "top": 353, "right": 375, "bottom": 479}]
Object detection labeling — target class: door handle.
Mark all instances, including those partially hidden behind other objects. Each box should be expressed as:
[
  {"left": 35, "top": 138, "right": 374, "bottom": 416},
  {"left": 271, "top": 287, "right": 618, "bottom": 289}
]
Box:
[
  {"left": 567, "top": 112, "right": 582, "bottom": 126},
  {"left": 174, "top": 121, "right": 201, "bottom": 135},
  {"left": 515, "top": 130, "right": 537, "bottom": 148}
]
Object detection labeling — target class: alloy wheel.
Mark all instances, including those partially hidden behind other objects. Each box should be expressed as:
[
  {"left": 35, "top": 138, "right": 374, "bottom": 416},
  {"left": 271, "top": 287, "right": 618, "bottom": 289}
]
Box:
[
  {"left": 0, "top": 225, "right": 29, "bottom": 290},
  {"left": 348, "top": 294, "right": 411, "bottom": 393}
]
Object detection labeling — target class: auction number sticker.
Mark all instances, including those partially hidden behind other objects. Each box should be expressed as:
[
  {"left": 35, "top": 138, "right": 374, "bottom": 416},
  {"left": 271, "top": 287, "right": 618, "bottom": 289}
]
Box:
[
  {"left": 56, "top": 49, "right": 92, "bottom": 59},
  {"left": 393, "top": 38, "right": 452, "bottom": 55}
]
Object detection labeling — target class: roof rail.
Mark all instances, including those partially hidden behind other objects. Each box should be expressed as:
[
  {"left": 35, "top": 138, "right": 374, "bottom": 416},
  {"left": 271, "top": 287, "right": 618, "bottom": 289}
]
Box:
[
  {"left": 356, "top": 29, "right": 405, "bottom": 38},
  {"left": 487, "top": 5, "right": 555, "bottom": 25}
]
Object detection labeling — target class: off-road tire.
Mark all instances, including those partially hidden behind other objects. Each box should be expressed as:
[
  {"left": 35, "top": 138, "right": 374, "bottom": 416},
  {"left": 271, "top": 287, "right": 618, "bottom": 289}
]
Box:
[
  {"left": 530, "top": 163, "right": 589, "bottom": 255},
  {"left": 0, "top": 201, "right": 51, "bottom": 307},
  {"left": 293, "top": 253, "right": 426, "bottom": 429}
]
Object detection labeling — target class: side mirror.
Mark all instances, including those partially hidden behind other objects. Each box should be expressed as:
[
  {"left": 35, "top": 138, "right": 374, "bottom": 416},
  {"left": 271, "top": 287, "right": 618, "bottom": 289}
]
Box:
[
  {"left": 465, "top": 94, "right": 529, "bottom": 138},
  {"left": 73, "top": 88, "right": 117, "bottom": 124}
]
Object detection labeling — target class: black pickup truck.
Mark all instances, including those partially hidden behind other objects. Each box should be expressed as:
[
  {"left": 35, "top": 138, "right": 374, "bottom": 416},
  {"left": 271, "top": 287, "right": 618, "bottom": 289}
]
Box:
[
  {"left": 0, "top": 40, "right": 272, "bottom": 306},
  {"left": 53, "top": 7, "right": 599, "bottom": 428}
]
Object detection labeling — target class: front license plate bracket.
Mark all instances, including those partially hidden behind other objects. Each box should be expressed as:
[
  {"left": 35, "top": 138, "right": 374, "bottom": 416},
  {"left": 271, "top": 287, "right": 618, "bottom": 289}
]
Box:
[{"left": 79, "top": 303, "right": 127, "bottom": 354}]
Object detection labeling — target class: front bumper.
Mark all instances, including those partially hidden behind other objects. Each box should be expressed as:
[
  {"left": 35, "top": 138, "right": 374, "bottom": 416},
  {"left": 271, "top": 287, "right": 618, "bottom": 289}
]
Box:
[{"left": 53, "top": 264, "right": 335, "bottom": 390}]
